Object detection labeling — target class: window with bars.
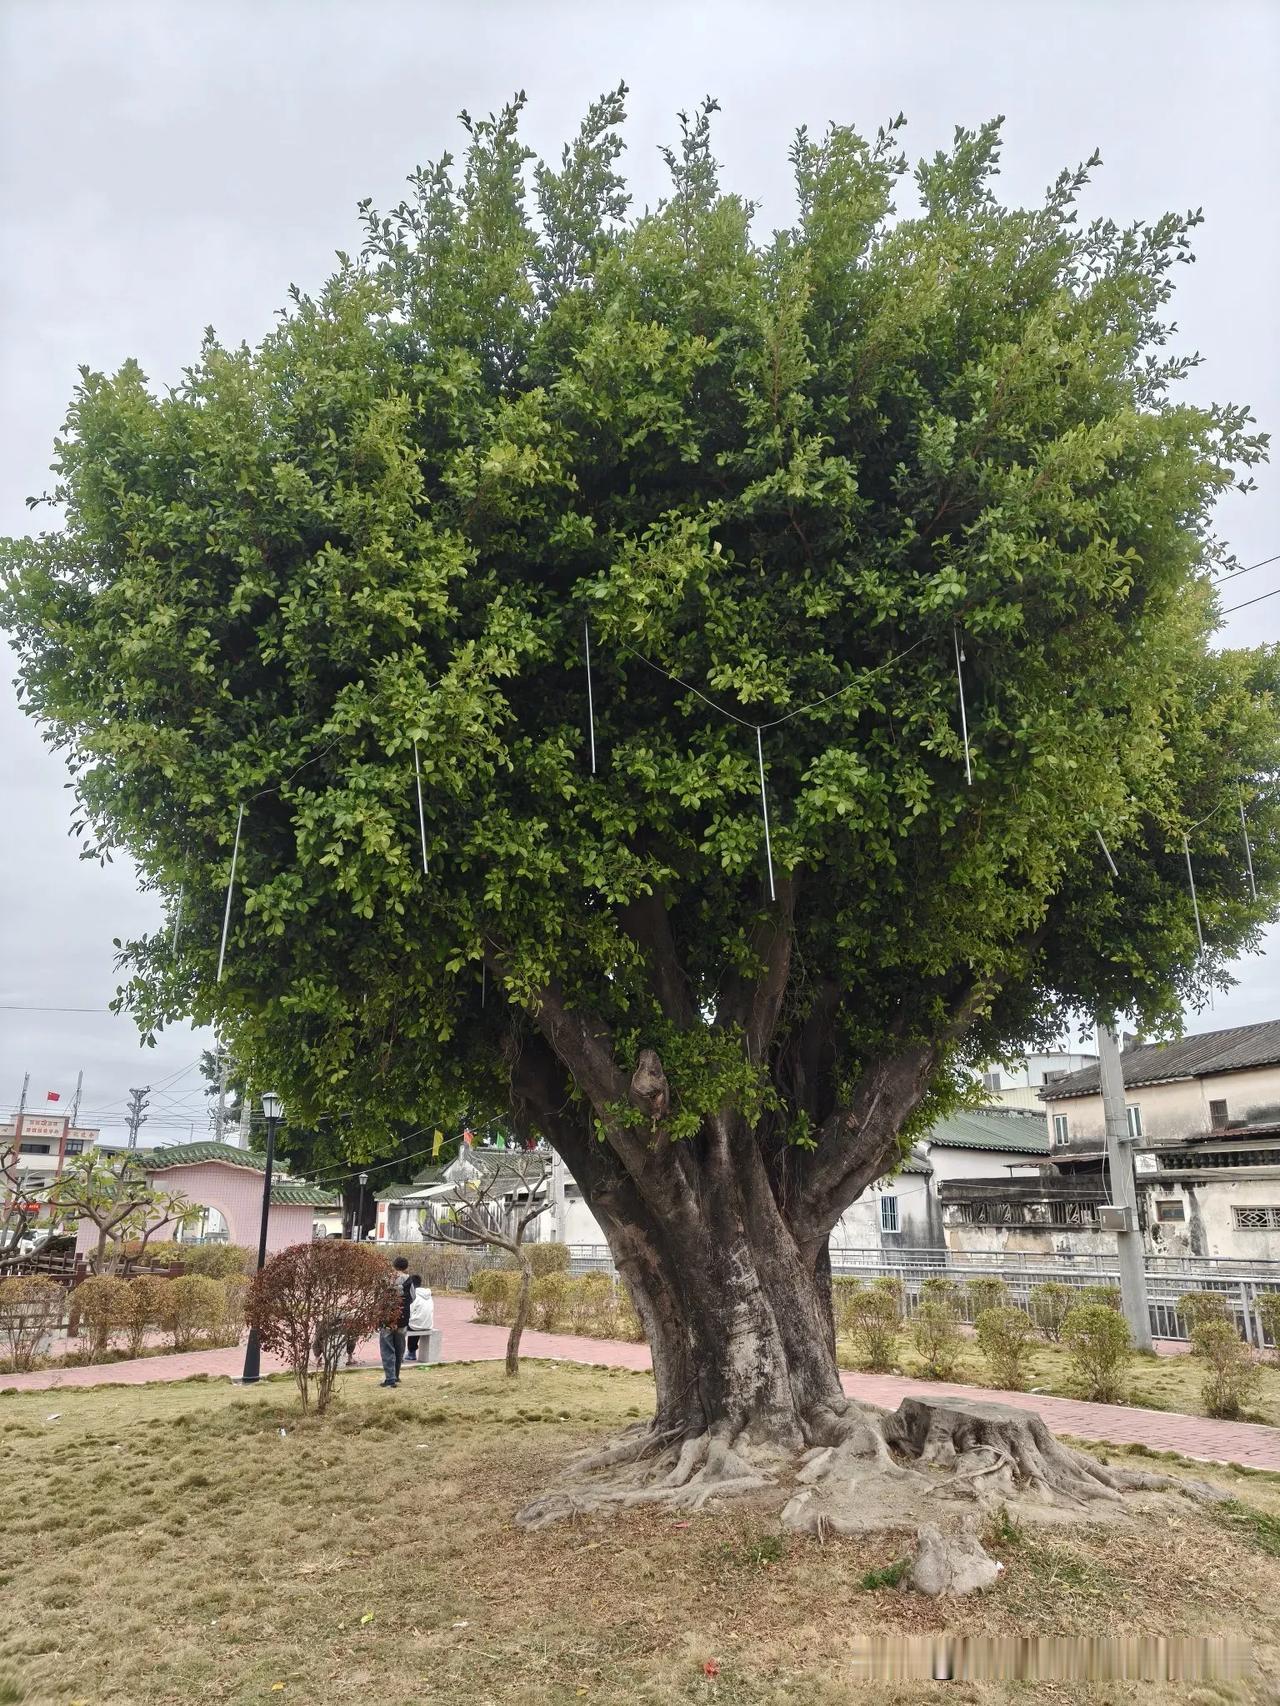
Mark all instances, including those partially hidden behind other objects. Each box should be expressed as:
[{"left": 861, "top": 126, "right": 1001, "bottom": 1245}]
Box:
[
  {"left": 880, "top": 1194, "right": 899, "bottom": 1234},
  {"left": 1233, "top": 1206, "right": 1280, "bottom": 1231},
  {"left": 1154, "top": 1199, "right": 1186, "bottom": 1223}
]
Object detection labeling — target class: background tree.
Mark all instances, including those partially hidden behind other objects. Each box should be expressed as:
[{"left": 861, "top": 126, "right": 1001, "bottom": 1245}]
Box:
[
  {"left": 4, "top": 95, "right": 1278, "bottom": 1539},
  {"left": 48, "top": 1153, "right": 198, "bottom": 1274},
  {"left": 423, "top": 1149, "right": 550, "bottom": 1376},
  {"left": 0, "top": 1144, "right": 52, "bottom": 1255}
]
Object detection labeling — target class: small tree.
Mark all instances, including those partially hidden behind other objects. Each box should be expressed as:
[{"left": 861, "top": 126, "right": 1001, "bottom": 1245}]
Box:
[
  {"left": 1191, "top": 1318, "right": 1261, "bottom": 1419},
  {"left": 0, "top": 1276, "right": 64, "bottom": 1371},
  {"left": 911, "top": 1298, "right": 963, "bottom": 1380},
  {"left": 74, "top": 1275, "right": 129, "bottom": 1361},
  {"left": 1078, "top": 1284, "right": 1122, "bottom": 1312},
  {"left": 975, "top": 1307, "right": 1037, "bottom": 1391},
  {"left": 965, "top": 1277, "right": 1010, "bottom": 1319},
  {"left": 422, "top": 1151, "right": 550, "bottom": 1377},
  {"left": 119, "top": 1275, "right": 169, "bottom": 1357},
  {"left": 1064, "top": 1304, "right": 1132, "bottom": 1403},
  {"left": 1028, "top": 1281, "right": 1073, "bottom": 1342},
  {"left": 842, "top": 1285, "right": 900, "bottom": 1372},
  {"left": 0, "top": 1146, "right": 52, "bottom": 1256},
  {"left": 1178, "top": 1290, "right": 1232, "bottom": 1333},
  {"left": 47, "top": 1153, "right": 198, "bottom": 1274},
  {"left": 245, "top": 1242, "right": 400, "bottom": 1412},
  {"left": 158, "top": 1275, "right": 227, "bottom": 1351}
]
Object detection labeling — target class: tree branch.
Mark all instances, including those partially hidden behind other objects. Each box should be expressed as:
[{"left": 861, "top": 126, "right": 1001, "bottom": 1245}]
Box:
[{"left": 615, "top": 890, "right": 697, "bottom": 1027}]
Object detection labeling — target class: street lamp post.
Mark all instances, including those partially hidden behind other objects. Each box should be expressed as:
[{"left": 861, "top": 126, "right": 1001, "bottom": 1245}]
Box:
[
  {"left": 356, "top": 1171, "right": 368, "bottom": 1242},
  {"left": 241, "top": 1092, "right": 284, "bottom": 1385}
]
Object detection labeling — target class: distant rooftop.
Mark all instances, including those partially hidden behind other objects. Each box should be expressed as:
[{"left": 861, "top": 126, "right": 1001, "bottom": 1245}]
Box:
[
  {"left": 1040, "top": 1022, "right": 1280, "bottom": 1102},
  {"left": 924, "top": 1108, "right": 1050, "bottom": 1156},
  {"left": 138, "top": 1141, "right": 340, "bottom": 1208}
]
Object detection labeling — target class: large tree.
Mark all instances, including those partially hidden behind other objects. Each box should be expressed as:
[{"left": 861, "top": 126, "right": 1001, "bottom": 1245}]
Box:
[{"left": 4, "top": 94, "right": 1278, "bottom": 1542}]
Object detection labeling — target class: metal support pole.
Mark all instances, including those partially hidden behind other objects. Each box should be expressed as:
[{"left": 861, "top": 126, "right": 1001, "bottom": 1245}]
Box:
[
  {"left": 1096, "top": 1021, "right": 1153, "bottom": 1351},
  {"left": 240, "top": 1111, "right": 279, "bottom": 1384}
]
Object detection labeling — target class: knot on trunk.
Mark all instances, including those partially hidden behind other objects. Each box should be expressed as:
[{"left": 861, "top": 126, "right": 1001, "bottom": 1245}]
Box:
[{"left": 630, "top": 1049, "right": 670, "bottom": 1122}]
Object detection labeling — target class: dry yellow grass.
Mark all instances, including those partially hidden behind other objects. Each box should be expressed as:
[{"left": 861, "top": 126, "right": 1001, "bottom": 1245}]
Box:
[{"left": 2, "top": 1361, "right": 1280, "bottom": 1704}]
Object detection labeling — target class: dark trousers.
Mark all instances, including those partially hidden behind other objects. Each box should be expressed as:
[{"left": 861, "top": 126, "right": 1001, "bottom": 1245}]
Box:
[
  {"left": 406, "top": 1334, "right": 421, "bottom": 1360},
  {"left": 379, "top": 1327, "right": 406, "bottom": 1383}
]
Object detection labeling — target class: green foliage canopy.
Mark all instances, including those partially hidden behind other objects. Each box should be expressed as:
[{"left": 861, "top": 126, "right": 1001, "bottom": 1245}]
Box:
[{"left": 4, "top": 93, "right": 1278, "bottom": 1161}]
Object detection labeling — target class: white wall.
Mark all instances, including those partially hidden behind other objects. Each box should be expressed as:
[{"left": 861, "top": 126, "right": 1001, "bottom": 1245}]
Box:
[{"left": 1047, "top": 1064, "right": 1280, "bottom": 1147}]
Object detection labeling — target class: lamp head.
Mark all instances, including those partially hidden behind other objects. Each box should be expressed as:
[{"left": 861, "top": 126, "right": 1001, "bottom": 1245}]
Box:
[{"left": 261, "top": 1092, "right": 283, "bottom": 1122}]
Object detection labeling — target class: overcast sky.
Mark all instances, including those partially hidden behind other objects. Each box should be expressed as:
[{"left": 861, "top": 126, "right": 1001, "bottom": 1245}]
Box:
[{"left": 2, "top": 0, "right": 1277, "bottom": 1144}]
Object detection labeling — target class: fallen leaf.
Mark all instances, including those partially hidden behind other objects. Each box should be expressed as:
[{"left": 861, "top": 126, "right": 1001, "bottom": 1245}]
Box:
[
  {"left": 451, "top": 1619, "right": 470, "bottom": 1630},
  {"left": 671, "top": 1521, "right": 690, "bottom": 1530},
  {"left": 271, "top": 1686, "right": 286, "bottom": 1694},
  {"left": 703, "top": 1659, "right": 720, "bottom": 1677},
  {"left": 45, "top": 1412, "right": 61, "bottom": 1422},
  {"left": 360, "top": 1611, "right": 375, "bottom": 1625}
]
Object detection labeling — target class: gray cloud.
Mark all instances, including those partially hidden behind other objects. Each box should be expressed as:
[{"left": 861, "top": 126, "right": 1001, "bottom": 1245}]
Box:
[{"left": 3, "top": 0, "right": 1277, "bottom": 1140}]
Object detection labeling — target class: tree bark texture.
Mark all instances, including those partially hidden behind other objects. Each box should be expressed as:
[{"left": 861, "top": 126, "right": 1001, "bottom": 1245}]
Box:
[{"left": 505, "top": 1258, "right": 532, "bottom": 1379}]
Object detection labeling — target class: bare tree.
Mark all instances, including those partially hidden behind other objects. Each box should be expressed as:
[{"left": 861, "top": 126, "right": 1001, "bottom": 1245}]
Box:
[
  {"left": 0, "top": 1144, "right": 52, "bottom": 1257},
  {"left": 47, "top": 1153, "right": 199, "bottom": 1274},
  {"left": 422, "top": 1151, "right": 550, "bottom": 1376}
]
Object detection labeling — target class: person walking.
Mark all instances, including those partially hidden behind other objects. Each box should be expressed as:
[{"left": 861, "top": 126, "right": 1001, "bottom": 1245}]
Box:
[
  {"left": 406, "top": 1275, "right": 433, "bottom": 1362},
  {"left": 379, "top": 1256, "right": 414, "bottom": 1387}
]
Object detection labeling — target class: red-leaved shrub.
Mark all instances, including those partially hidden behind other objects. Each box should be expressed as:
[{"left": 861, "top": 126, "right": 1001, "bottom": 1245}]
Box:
[{"left": 245, "top": 1243, "right": 401, "bottom": 1411}]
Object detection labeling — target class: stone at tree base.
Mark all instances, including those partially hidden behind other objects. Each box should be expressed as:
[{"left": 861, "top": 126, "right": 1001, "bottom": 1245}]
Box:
[{"left": 906, "top": 1521, "right": 1003, "bottom": 1597}]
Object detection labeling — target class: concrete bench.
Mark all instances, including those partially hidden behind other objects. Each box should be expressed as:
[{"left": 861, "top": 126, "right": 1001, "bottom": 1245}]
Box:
[{"left": 407, "top": 1327, "right": 442, "bottom": 1366}]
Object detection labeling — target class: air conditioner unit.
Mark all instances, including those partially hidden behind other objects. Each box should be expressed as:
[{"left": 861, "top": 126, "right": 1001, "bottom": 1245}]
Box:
[{"left": 1097, "top": 1204, "right": 1132, "bottom": 1232}]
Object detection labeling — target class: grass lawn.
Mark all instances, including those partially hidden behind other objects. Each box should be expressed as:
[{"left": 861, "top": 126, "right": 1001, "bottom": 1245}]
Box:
[
  {"left": 837, "top": 1333, "right": 1280, "bottom": 1425},
  {"left": 4, "top": 1361, "right": 1280, "bottom": 1705}
]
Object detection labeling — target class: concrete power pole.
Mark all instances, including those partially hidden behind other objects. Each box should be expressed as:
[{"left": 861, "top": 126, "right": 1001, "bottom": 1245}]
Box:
[
  {"left": 125, "top": 1087, "right": 151, "bottom": 1150},
  {"left": 213, "top": 1049, "right": 230, "bottom": 1145},
  {"left": 69, "top": 1070, "right": 84, "bottom": 1128},
  {"left": 550, "top": 1150, "right": 567, "bottom": 1244},
  {"left": 237, "top": 1093, "right": 253, "bottom": 1150},
  {"left": 1096, "top": 1022, "right": 1152, "bottom": 1351}
]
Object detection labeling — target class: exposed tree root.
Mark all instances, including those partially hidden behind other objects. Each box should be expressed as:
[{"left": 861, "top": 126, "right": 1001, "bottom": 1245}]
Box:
[{"left": 516, "top": 1392, "right": 1210, "bottom": 1593}]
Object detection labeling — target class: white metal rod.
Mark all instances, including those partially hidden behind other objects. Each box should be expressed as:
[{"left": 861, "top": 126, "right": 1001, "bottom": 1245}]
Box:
[
  {"left": 953, "top": 625, "right": 972, "bottom": 786},
  {"left": 1240, "top": 786, "right": 1258, "bottom": 901},
  {"left": 584, "top": 619, "right": 597, "bottom": 775},
  {"left": 413, "top": 740, "right": 429, "bottom": 874},
  {"left": 755, "top": 725, "right": 776, "bottom": 902},
  {"left": 1183, "top": 831, "right": 1204, "bottom": 952},
  {"left": 216, "top": 804, "right": 244, "bottom": 985},
  {"left": 1095, "top": 831, "right": 1118, "bottom": 878}
]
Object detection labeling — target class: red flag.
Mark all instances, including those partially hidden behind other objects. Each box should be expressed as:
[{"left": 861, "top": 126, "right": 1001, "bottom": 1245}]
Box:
[
  {"left": 45, "top": 1091, "right": 61, "bottom": 1103},
  {"left": 462, "top": 1127, "right": 474, "bottom": 1146}
]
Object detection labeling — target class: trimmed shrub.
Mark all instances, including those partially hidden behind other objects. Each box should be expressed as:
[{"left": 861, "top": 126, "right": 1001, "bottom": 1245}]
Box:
[
  {"left": 218, "top": 1276, "right": 250, "bottom": 1346},
  {"left": 843, "top": 1285, "right": 900, "bottom": 1372},
  {"left": 0, "top": 1276, "right": 64, "bottom": 1372},
  {"left": 1179, "top": 1290, "right": 1232, "bottom": 1332},
  {"left": 919, "top": 1276, "right": 961, "bottom": 1312},
  {"left": 1028, "top": 1281, "right": 1073, "bottom": 1342},
  {"left": 524, "top": 1243, "right": 572, "bottom": 1278},
  {"left": 1257, "top": 1291, "right": 1280, "bottom": 1356},
  {"left": 118, "top": 1239, "right": 185, "bottom": 1270},
  {"left": 1192, "top": 1318, "right": 1261, "bottom": 1420},
  {"left": 975, "top": 1306, "right": 1036, "bottom": 1391},
  {"left": 471, "top": 1269, "right": 519, "bottom": 1325},
  {"left": 417, "top": 1246, "right": 481, "bottom": 1292},
  {"left": 178, "top": 1243, "right": 254, "bottom": 1280},
  {"left": 158, "top": 1276, "right": 226, "bottom": 1351},
  {"left": 911, "top": 1299, "right": 963, "bottom": 1380},
  {"left": 965, "top": 1277, "right": 1009, "bottom": 1318},
  {"left": 119, "top": 1275, "right": 169, "bottom": 1357},
  {"left": 75, "top": 1275, "right": 130, "bottom": 1360},
  {"left": 572, "top": 1272, "right": 615, "bottom": 1333},
  {"left": 831, "top": 1277, "right": 866, "bottom": 1340},
  {"left": 1063, "top": 1303, "right": 1132, "bottom": 1403},
  {"left": 614, "top": 1291, "right": 647, "bottom": 1343},
  {"left": 245, "top": 1242, "right": 401, "bottom": 1412},
  {"left": 1078, "top": 1284, "right": 1122, "bottom": 1312},
  {"left": 872, "top": 1276, "right": 906, "bottom": 1319},
  {"left": 531, "top": 1272, "right": 571, "bottom": 1332}
]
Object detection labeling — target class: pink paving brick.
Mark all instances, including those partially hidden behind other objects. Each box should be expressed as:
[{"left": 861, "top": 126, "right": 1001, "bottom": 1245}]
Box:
[{"left": 5, "top": 1295, "right": 1279, "bottom": 1472}]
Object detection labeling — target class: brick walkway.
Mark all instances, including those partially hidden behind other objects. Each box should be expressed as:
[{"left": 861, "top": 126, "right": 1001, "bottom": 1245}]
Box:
[{"left": 6, "top": 1296, "right": 1280, "bottom": 1471}]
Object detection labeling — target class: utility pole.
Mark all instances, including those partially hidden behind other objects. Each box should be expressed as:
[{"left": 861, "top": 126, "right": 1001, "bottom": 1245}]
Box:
[
  {"left": 213, "top": 1049, "right": 229, "bottom": 1145},
  {"left": 125, "top": 1087, "right": 151, "bottom": 1150},
  {"left": 236, "top": 1093, "right": 253, "bottom": 1150},
  {"left": 1096, "top": 1022, "right": 1152, "bottom": 1351},
  {"left": 16, "top": 1073, "right": 29, "bottom": 1120},
  {"left": 69, "top": 1070, "right": 84, "bottom": 1128}
]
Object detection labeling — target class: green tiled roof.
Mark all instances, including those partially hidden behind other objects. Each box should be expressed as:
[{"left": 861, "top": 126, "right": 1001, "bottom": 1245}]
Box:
[
  {"left": 924, "top": 1109, "right": 1050, "bottom": 1155},
  {"left": 139, "top": 1142, "right": 339, "bottom": 1208}
]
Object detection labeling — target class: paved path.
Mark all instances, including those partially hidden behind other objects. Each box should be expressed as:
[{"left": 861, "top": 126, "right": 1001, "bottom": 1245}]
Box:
[{"left": 6, "top": 1296, "right": 1280, "bottom": 1472}]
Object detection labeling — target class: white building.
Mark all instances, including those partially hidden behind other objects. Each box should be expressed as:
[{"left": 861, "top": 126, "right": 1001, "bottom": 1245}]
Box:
[{"left": 975, "top": 1049, "right": 1098, "bottom": 1111}]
